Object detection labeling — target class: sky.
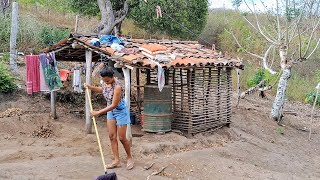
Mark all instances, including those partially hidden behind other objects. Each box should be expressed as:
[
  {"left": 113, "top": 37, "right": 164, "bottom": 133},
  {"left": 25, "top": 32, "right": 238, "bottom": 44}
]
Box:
[{"left": 209, "top": 0, "right": 278, "bottom": 11}]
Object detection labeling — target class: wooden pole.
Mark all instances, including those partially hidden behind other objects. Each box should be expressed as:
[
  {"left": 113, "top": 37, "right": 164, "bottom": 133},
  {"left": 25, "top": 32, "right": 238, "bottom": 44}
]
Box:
[
  {"left": 136, "top": 68, "right": 141, "bottom": 114},
  {"left": 50, "top": 91, "right": 57, "bottom": 119},
  {"left": 187, "top": 69, "right": 192, "bottom": 137},
  {"left": 236, "top": 68, "right": 241, "bottom": 108},
  {"left": 85, "top": 50, "right": 93, "bottom": 134},
  {"left": 9, "top": 2, "right": 19, "bottom": 74},
  {"left": 309, "top": 84, "right": 320, "bottom": 140},
  {"left": 74, "top": 15, "right": 79, "bottom": 33}
]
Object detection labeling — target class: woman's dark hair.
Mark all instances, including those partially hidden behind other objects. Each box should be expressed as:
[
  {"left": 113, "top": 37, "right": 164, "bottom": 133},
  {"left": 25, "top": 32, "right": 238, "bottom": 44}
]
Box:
[{"left": 100, "top": 67, "right": 114, "bottom": 77}]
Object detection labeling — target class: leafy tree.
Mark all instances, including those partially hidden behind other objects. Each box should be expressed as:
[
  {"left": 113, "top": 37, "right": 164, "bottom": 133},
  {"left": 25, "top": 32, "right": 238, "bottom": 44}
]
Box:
[
  {"left": 129, "top": 0, "right": 208, "bottom": 39},
  {"left": 69, "top": 0, "right": 208, "bottom": 39}
]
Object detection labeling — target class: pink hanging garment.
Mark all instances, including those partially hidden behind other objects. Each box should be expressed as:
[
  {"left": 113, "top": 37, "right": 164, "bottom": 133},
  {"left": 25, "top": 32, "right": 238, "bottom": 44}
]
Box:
[{"left": 25, "top": 55, "right": 40, "bottom": 94}]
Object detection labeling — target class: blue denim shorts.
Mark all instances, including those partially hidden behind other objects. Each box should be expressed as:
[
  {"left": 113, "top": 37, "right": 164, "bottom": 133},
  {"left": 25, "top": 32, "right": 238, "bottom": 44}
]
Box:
[{"left": 106, "top": 100, "right": 130, "bottom": 126}]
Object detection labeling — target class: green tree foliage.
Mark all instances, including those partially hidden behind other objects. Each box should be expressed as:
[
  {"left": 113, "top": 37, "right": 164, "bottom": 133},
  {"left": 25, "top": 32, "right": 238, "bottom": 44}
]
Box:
[
  {"left": 69, "top": 0, "right": 100, "bottom": 17},
  {"left": 0, "top": 61, "right": 17, "bottom": 93},
  {"left": 129, "top": 0, "right": 208, "bottom": 39},
  {"left": 69, "top": 0, "right": 208, "bottom": 39}
]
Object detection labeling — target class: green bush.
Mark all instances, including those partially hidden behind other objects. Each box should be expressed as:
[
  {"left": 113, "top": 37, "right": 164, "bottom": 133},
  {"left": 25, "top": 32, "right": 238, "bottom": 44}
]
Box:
[
  {"left": 0, "top": 15, "right": 70, "bottom": 52},
  {"left": 40, "top": 26, "right": 70, "bottom": 47},
  {"left": 305, "top": 92, "right": 320, "bottom": 106},
  {"left": 0, "top": 62, "right": 17, "bottom": 93},
  {"left": 246, "top": 68, "right": 279, "bottom": 88},
  {"left": 0, "top": 16, "right": 11, "bottom": 52}
]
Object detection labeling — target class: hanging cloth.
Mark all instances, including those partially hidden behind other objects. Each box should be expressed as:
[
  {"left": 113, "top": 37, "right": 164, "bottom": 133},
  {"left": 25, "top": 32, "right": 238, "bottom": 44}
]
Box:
[
  {"left": 156, "top": 5, "right": 162, "bottom": 18},
  {"left": 25, "top": 55, "right": 40, "bottom": 95},
  {"left": 39, "top": 60, "right": 49, "bottom": 92},
  {"left": 73, "top": 69, "right": 83, "bottom": 93},
  {"left": 122, "top": 68, "right": 133, "bottom": 142},
  {"left": 39, "top": 52, "right": 63, "bottom": 91}
]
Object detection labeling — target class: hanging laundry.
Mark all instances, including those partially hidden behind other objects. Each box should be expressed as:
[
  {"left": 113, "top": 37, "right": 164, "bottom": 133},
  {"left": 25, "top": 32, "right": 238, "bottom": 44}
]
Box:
[
  {"left": 25, "top": 55, "right": 40, "bottom": 95},
  {"left": 39, "top": 61, "right": 49, "bottom": 92},
  {"left": 73, "top": 69, "right": 83, "bottom": 93},
  {"left": 122, "top": 68, "right": 133, "bottom": 141},
  {"left": 39, "top": 52, "right": 63, "bottom": 91},
  {"left": 156, "top": 5, "right": 162, "bottom": 18},
  {"left": 150, "top": 60, "right": 165, "bottom": 92},
  {"left": 100, "top": 35, "right": 124, "bottom": 46},
  {"left": 157, "top": 64, "right": 165, "bottom": 92}
]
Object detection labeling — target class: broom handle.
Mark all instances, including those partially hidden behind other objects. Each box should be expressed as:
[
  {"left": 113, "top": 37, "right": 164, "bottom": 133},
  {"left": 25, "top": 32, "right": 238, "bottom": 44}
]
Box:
[{"left": 86, "top": 88, "right": 107, "bottom": 172}]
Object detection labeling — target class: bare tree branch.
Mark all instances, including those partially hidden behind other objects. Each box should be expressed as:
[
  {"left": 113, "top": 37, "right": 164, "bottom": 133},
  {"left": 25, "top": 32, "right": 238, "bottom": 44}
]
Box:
[
  {"left": 243, "top": 0, "right": 279, "bottom": 45},
  {"left": 113, "top": 0, "right": 128, "bottom": 26},
  {"left": 276, "top": 0, "right": 281, "bottom": 41},
  {"left": 263, "top": 45, "right": 277, "bottom": 74},
  {"left": 306, "top": 37, "right": 320, "bottom": 59},
  {"left": 303, "top": 18, "right": 320, "bottom": 57},
  {"left": 226, "top": 29, "right": 264, "bottom": 59}
]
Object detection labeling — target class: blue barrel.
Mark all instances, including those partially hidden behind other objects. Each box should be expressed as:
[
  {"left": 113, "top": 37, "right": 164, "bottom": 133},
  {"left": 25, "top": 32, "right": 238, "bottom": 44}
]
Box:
[{"left": 143, "top": 85, "right": 172, "bottom": 133}]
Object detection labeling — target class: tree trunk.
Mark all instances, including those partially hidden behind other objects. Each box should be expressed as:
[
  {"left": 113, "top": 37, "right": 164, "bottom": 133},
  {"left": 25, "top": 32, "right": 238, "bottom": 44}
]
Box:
[
  {"left": 271, "top": 47, "right": 290, "bottom": 122},
  {"left": 96, "top": 0, "right": 128, "bottom": 36},
  {"left": 271, "top": 68, "right": 291, "bottom": 121}
]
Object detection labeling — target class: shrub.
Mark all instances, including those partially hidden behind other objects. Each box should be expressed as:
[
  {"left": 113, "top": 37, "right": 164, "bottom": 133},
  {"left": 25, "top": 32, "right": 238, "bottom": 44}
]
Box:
[
  {"left": 246, "top": 68, "right": 279, "bottom": 88},
  {"left": 0, "top": 62, "right": 17, "bottom": 93},
  {"left": 305, "top": 92, "right": 320, "bottom": 106}
]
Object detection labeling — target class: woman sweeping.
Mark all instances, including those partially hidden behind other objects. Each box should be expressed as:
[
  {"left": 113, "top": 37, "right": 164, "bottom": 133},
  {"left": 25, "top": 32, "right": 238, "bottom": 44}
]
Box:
[{"left": 84, "top": 67, "right": 134, "bottom": 170}]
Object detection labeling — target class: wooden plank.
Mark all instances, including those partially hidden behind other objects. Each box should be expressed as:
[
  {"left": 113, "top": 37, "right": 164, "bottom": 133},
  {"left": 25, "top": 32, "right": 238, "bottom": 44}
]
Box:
[{"left": 85, "top": 50, "right": 93, "bottom": 134}]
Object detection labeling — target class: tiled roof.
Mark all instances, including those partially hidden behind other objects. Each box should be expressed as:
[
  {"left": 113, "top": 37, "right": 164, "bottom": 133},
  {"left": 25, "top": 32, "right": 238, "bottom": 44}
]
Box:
[{"left": 40, "top": 34, "right": 243, "bottom": 69}]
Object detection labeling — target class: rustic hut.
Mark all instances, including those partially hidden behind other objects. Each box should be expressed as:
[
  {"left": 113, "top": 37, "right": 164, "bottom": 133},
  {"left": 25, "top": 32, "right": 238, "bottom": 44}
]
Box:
[{"left": 41, "top": 34, "right": 243, "bottom": 136}]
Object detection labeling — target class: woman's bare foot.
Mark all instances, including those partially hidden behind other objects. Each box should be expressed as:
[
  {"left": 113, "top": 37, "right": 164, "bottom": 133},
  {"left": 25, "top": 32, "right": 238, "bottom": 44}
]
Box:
[
  {"left": 126, "top": 158, "right": 134, "bottom": 170},
  {"left": 105, "top": 161, "right": 121, "bottom": 169}
]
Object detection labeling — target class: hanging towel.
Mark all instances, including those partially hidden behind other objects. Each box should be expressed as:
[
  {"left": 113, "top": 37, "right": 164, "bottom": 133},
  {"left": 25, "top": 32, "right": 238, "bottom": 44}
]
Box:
[
  {"left": 122, "top": 68, "right": 132, "bottom": 142},
  {"left": 25, "top": 55, "right": 40, "bottom": 95},
  {"left": 39, "top": 52, "right": 63, "bottom": 91},
  {"left": 73, "top": 69, "right": 83, "bottom": 93},
  {"left": 157, "top": 64, "right": 165, "bottom": 92},
  {"left": 39, "top": 61, "right": 49, "bottom": 92}
]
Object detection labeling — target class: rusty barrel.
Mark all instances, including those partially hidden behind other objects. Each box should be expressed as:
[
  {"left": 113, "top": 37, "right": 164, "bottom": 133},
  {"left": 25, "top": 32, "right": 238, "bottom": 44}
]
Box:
[{"left": 143, "top": 85, "right": 172, "bottom": 133}]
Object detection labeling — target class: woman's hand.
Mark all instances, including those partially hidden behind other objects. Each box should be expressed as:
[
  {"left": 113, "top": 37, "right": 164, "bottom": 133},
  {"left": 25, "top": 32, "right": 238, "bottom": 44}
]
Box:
[
  {"left": 90, "top": 110, "right": 101, "bottom": 117},
  {"left": 84, "top": 83, "right": 90, "bottom": 89}
]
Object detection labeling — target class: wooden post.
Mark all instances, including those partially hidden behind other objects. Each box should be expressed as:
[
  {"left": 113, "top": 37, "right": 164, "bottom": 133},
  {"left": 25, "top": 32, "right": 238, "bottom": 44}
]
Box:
[
  {"left": 75, "top": 15, "right": 79, "bottom": 33},
  {"left": 50, "top": 91, "right": 57, "bottom": 119},
  {"left": 9, "top": 2, "right": 19, "bottom": 74},
  {"left": 236, "top": 68, "right": 241, "bottom": 108},
  {"left": 146, "top": 69, "right": 151, "bottom": 85},
  {"left": 187, "top": 69, "right": 192, "bottom": 137},
  {"left": 136, "top": 68, "right": 141, "bottom": 113},
  {"left": 85, "top": 50, "right": 93, "bottom": 134}
]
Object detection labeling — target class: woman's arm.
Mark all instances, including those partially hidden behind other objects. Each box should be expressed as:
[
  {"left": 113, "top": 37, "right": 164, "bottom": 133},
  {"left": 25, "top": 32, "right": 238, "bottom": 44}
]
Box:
[
  {"left": 84, "top": 83, "right": 103, "bottom": 93},
  {"left": 91, "top": 85, "right": 122, "bottom": 116}
]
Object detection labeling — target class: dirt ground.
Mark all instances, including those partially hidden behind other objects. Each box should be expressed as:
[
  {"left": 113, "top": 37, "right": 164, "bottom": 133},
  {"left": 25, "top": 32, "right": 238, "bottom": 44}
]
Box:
[{"left": 1, "top": 87, "right": 320, "bottom": 180}]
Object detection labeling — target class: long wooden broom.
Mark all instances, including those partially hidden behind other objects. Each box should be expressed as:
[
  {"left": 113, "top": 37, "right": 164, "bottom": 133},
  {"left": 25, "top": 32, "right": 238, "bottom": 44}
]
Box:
[{"left": 86, "top": 88, "right": 117, "bottom": 180}]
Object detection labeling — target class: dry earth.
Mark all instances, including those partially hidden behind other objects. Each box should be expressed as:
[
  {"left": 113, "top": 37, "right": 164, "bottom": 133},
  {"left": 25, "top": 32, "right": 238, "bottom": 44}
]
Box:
[{"left": 0, "top": 89, "right": 320, "bottom": 180}]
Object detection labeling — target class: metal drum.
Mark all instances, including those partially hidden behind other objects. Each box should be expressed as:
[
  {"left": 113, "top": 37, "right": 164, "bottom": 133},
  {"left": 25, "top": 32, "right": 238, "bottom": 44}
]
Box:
[{"left": 143, "top": 85, "right": 172, "bottom": 133}]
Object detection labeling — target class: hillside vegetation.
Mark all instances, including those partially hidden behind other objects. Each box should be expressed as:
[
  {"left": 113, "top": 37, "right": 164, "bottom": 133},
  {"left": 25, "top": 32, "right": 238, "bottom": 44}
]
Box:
[{"left": 1, "top": 1, "right": 319, "bottom": 105}]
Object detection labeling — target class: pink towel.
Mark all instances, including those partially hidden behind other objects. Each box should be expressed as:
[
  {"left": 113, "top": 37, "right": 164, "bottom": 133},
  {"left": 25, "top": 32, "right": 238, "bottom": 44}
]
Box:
[{"left": 25, "top": 55, "right": 40, "bottom": 94}]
